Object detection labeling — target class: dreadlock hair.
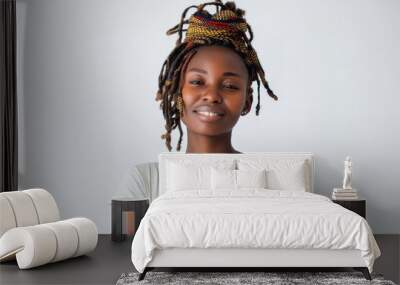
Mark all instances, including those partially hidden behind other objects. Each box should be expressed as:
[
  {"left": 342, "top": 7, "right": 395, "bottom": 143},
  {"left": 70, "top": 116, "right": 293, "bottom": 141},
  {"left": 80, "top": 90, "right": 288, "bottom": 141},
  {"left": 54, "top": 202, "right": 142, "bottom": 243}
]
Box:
[{"left": 155, "top": 0, "right": 278, "bottom": 152}]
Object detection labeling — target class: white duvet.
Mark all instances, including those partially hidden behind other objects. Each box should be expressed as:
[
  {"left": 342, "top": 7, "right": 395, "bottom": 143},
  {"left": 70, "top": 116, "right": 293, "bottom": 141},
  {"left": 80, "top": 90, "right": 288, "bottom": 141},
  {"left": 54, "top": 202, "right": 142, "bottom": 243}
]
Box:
[{"left": 131, "top": 189, "right": 381, "bottom": 273}]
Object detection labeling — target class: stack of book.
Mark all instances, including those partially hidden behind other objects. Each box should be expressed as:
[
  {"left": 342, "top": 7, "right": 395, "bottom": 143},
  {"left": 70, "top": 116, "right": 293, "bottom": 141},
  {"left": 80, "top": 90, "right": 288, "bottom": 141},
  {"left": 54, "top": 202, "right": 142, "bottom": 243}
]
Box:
[{"left": 332, "top": 188, "right": 359, "bottom": 200}]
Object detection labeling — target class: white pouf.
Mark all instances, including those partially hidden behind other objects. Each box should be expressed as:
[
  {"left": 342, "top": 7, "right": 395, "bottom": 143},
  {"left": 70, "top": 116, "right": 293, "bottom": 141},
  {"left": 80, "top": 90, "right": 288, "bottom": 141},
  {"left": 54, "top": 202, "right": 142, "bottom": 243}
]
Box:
[{"left": 0, "top": 189, "right": 98, "bottom": 269}]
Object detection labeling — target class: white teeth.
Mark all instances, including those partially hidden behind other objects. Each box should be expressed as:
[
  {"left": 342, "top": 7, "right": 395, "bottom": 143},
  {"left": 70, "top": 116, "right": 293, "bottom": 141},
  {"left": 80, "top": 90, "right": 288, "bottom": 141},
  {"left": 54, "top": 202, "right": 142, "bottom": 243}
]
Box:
[{"left": 197, "top": 111, "right": 219, "bottom": 117}]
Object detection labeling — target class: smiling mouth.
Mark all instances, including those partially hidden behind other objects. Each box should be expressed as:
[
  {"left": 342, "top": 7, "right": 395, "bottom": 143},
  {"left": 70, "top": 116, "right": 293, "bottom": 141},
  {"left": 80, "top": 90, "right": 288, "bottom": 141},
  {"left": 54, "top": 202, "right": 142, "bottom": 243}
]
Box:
[
  {"left": 194, "top": 110, "right": 224, "bottom": 117},
  {"left": 193, "top": 110, "right": 225, "bottom": 122}
]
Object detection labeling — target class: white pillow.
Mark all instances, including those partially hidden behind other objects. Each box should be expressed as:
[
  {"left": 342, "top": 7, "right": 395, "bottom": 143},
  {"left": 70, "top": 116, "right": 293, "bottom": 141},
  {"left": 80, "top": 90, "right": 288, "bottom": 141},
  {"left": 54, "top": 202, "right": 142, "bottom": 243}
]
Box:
[
  {"left": 166, "top": 160, "right": 235, "bottom": 192},
  {"left": 211, "top": 168, "right": 267, "bottom": 190},
  {"left": 211, "top": 168, "right": 236, "bottom": 190},
  {"left": 237, "top": 169, "right": 267, "bottom": 189},
  {"left": 237, "top": 159, "right": 308, "bottom": 191}
]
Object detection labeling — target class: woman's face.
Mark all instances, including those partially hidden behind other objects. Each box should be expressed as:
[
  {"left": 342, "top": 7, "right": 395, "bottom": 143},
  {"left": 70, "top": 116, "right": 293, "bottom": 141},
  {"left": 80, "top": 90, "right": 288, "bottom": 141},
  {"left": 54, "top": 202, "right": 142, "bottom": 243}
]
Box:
[{"left": 180, "top": 45, "right": 252, "bottom": 136}]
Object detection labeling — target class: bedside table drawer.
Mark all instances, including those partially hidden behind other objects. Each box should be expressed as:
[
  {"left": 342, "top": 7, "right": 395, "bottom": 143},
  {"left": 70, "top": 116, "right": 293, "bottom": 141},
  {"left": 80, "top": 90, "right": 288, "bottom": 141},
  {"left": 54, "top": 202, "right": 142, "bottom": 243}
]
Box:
[{"left": 332, "top": 200, "right": 366, "bottom": 219}]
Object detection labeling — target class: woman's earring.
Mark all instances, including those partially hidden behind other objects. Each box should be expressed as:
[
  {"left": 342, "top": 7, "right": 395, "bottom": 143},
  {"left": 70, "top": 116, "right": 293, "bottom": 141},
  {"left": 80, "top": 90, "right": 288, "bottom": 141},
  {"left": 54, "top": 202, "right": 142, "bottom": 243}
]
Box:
[
  {"left": 176, "top": 94, "right": 184, "bottom": 117},
  {"left": 241, "top": 109, "right": 248, "bottom": 116}
]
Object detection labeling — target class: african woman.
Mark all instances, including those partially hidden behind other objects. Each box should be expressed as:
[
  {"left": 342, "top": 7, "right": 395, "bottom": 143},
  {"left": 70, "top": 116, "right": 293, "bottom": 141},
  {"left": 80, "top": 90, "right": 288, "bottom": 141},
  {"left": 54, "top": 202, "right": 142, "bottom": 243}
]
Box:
[{"left": 156, "top": 0, "right": 278, "bottom": 154}]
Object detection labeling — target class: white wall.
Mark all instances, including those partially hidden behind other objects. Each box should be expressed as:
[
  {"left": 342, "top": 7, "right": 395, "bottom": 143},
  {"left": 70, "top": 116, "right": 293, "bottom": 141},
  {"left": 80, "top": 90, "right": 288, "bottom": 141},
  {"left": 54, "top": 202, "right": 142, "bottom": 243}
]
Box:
[{"left": 16, "top": 0, "right": 400, "bottom": 234}]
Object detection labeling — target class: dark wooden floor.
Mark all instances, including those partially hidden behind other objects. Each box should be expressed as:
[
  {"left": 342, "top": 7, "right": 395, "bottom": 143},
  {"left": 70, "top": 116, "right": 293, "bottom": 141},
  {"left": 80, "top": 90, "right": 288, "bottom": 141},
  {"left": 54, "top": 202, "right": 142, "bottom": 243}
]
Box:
[{"left": 0, "top": 234, "right": 399, "bottom": 285}]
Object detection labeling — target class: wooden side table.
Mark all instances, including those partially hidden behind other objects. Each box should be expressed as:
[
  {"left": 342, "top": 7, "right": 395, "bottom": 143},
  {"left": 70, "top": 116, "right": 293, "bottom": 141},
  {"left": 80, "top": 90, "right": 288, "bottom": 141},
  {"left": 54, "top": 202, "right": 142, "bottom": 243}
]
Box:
[
  {"left": 332, "top": 199, "right": 366, "bottom": 219},
  {"left": 111, "top": 199, "right": 149, "bottom": 242}
]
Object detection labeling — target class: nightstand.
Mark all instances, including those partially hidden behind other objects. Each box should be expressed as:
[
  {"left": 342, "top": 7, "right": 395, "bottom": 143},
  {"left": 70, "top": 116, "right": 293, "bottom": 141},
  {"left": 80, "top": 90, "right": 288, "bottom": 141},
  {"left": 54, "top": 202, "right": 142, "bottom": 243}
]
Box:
[
  {"left": 332, "top": 199, "right": 366, "bottom": 219},
  {"left": 111, "top": 198, "right": 149, "bottom": 242}
]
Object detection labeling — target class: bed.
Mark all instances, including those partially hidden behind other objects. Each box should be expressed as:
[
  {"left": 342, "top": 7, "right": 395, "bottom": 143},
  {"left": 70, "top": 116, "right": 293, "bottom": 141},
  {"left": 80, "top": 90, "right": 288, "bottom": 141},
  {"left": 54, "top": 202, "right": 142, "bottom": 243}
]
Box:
[{"left": 130, "top": 152, "right": 381, "bottom": 281}]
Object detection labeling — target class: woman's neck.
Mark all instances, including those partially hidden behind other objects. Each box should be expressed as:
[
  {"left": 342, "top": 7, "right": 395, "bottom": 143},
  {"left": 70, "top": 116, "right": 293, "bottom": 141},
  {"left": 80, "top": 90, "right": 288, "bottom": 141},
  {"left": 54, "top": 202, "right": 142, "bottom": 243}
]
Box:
[{"left": 185, "top": 131, "right": 241, "bottom": 154}]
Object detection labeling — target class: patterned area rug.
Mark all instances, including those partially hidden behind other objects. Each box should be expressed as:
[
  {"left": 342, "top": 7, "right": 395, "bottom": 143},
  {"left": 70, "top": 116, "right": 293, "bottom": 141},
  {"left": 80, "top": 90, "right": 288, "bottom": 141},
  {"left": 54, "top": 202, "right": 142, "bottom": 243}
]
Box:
[{"left": 116, "top": 271, "right": 396, "bottom": 285}]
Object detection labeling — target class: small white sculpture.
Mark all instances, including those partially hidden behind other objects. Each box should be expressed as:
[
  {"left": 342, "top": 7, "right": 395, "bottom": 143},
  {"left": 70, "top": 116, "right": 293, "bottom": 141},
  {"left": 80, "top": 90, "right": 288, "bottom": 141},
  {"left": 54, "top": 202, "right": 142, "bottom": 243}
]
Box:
[{"left": 342, "top": 156, "right": 352, "bottom": 190}]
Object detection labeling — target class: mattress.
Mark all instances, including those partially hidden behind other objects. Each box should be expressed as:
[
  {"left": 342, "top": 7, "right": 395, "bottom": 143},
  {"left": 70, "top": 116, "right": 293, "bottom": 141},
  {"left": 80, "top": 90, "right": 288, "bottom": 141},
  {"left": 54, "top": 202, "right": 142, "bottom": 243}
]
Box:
[{"left": 131, "top": 189, "right": 381, "bottom": 273}]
